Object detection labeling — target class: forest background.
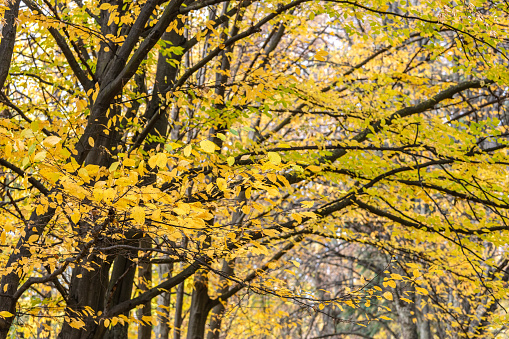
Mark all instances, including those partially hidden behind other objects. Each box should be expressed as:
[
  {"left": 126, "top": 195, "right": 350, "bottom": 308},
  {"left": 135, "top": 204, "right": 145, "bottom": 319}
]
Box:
[{"left": 0, "top": 0, "right": 509, "bottom": 338}]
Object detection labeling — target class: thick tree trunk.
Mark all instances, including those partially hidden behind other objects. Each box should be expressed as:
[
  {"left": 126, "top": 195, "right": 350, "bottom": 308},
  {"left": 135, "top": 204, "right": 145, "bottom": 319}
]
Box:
[
  {"left": 0, "top": 0, "right": 21, "bottom": 90},
  {"left": 186, "top": 270, "right": 212, "bottom": 339},
  {"left": 57, "top": 254, "right": 111, "bottom": 339},
  {"left": 394, "top": 285, "right": 418, "bottom": 339},
  {"left": 102, "top": 253, "right": 137, "bottom": 339},
  {"left": 206, "top": 260, "right": 234, "bottom": 339}
]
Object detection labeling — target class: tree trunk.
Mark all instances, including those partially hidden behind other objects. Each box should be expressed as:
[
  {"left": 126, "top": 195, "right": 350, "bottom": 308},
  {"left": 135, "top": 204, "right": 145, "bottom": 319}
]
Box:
[
  {"left": 155, "top": 262, "right": 173, "bottom": 339},
  {"left": 171, "top": 237, "right": 188, "bottom": 339},
  {"left": 186, "top": 270, "right": 212, "bottom": 339},
  {"left": 173, "top": 280, "right": 185, "bottom": 339},
  {"left": 206, "top": 260, "right": 234, "bottom": 339},
  {"left": 0, "top": 0, "right": 21, "bottom": 90},
  {"left": 394, "top": 285, "right": 418, "bottom": 339},
  {"left": 57, "top": 254, "right": 111, "bottom": 339},
  {"left": 138, "top": 238, "right": 153, "bottom": 339},
  {"left": 102, "top": 253, "right": 137, "bottom": 339}
]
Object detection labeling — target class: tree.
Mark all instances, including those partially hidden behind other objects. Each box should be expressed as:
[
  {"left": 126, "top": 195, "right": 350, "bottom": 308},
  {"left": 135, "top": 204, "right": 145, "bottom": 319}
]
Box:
[{"left": 0, "top": 0, "right": 508, "bottom": 338}]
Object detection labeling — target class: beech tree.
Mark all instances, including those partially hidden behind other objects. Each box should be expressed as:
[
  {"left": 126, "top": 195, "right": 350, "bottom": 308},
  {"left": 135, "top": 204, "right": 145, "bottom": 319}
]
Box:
[{"left": 0, "top": 0, "right": 508, "bottom": 338}]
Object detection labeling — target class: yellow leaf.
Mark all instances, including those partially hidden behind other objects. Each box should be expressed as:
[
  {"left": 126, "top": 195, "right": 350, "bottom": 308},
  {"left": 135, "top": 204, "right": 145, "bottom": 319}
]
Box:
[
  {"left": 131, "top": 206, "right": 145, "bottom": 225},
  {"left": 173, "top": 203, "right": 190, "bottom": 215},
  {"left": 415, "top": 286, "right": 428, "bottom": 295},
  {"left": 390, "top": 273, "right": 403, "bottom": 280},
  {"left": 401, "top": 297, "right": 413, "bottom": 304},
  {"left": 267, "top": 152, "right": 281, "bottom": 165},
  {"left": 262, "top": 229, "right": 279, "bottom": 237},
  {"left": 306, "top": 165, "right": 321, "bottom": 172},
  {"left": 99, "top": 3, "right": 111, "bottom": 10},
  {"left": 148, "top": 153, "right": 167, "bottom": 169},
  {"left": 43, "top": 136, "right": 61, "bottom": 147},
  {"left": 200, "top": 140, "right": 216, "bottom": 153},
  {"left": 76, "top": 99, "right": 87, "bottom": 111},
  {"left": 0, "top": 311, "right": 13, "bottom": 318},
  {"left": 301, "top": 201, "right": 314, "bottom": 208},
  {"left": 103, "top": 188, "right": 116, "bottom": 202},
  {"left": 71, "top": 212, "right": 81, "bottom": 224},
  {"left": 291, "top": 213, "right": 302, "bottom": 224},
  {"left": 0, "top": 231, "right": 5, "bottom": 245},
  {"left": 27, "top": 234, "right": 39, "bottom": 243},
  {"left": 291, "top": 260, "right": 300, "bottom": 268},
  {"left": 123, "top": 158, "right": 136, "bottom": 167},
  {"left": 241, "top": 205, "right": 250, "bottom": 214},
  {"left": 104, "top": 319, "right": 110, "bottom": 327},
  {"left": 33, "top": 151, "right": 46, "bottom": 162},
  {"left": 109, "top": 162, "right": 120, "bottom": 172},
  {"left": 315, "top": 49, "right": 328, "bottom": 61},
  {"left": 383, "top": 291, "right": 393, "bottom": 300},
  {"left": 227, "top": 156, "right": 235, "bottom": 166},
  {"left": 148, "top": 155, "right": 158, "bottom": 169},
  {"left": 387, "top": 280, "right": 396, "bottom": 288},
  {"left": 141, "top": 315, "right": 152, "bottom": 325},
  {"left": 156, "top": 153, "right": 167, "bottom": 168},
  {"left": 301, "top": 211, "right": 316, "bottom": 218},
  {"left": 151, "top": 209, "right": 161, "bottom": 221},
  {"left": 379, "top": 315, "right": 392, "bottom": 321},
  {"left": 88, "top": 137, "right": 95, "bottom": 147},
  {"left": 69, "top": 318, "right": 85, "bottom": 329},
  {"left": 5, "top": 143, "right": 12, "bottom": 157},
  {"left": 183, "top": 145, "right": 192, "bottom": 157},
  {"left": 216, "top": 178, "right": 227, "bottom": 191}
]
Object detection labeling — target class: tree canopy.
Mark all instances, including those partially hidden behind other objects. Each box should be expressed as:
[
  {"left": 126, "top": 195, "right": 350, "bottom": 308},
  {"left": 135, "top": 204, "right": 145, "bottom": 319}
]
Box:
[{"left": 0, "top": 0, "right": 508, "bottom": 338}]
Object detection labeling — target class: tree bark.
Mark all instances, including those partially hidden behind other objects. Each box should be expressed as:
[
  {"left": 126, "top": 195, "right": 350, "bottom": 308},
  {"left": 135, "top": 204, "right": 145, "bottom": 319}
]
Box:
[
  {"left": 101, "top": 251, "right": 137, "bottom": 339},
  {"left": 138, "top": 238, "right": 153, "bottom": 339},
  {"left": 394, "top": 284, "right": 418, "bottom": 339},
  {"left": 206, "top": 260, "right": 234, "bottom": 339},
  {"left": 173, "top": 280, "right": 185, "bottom": 339},
  {"left": 186, "top": 270, "right": 212, "bottom": 339},
  {"left": 57, "top": 254, "right": 112, "bottom": 339},
  {"left": 0, "top": 0, "right": 21, "bottom": 90},
  {"left": 155, "top": 262, "right": 173, "bottom": 339}
]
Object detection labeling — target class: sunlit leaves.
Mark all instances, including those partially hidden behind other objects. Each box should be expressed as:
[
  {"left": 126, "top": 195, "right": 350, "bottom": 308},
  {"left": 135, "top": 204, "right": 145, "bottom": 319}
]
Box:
[{"left": 200, "top": 139, "right": 217, "bottom": 153}]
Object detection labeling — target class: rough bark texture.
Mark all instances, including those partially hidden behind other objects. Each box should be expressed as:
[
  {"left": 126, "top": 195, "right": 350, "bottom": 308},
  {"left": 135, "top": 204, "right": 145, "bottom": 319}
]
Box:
[
  {"left": 173, "top": 280, "right": 185, "bottom": 339},
  {"left": 206, "top": 260, "right": 234, "bottom": 339},
  {"left": 186, "top": 270, "right": 212, "bottom": 339},
  {"left": 394, "top": 284, "right": 418, "bottom": 339},
  {"left": 57, "top": 255, "right": 111, "bottom": 339},
  {"left": 0, "top": 0, "right": 21, "bottom": 91},
  {"left": 102, "top": 253, "right": 137, "bottom": 339},
  {"left": 155, "top": 262, "right": 173, "bottom": 339},
  {"left": 138, "top": 238, "right": 153, "bottom": 339}
]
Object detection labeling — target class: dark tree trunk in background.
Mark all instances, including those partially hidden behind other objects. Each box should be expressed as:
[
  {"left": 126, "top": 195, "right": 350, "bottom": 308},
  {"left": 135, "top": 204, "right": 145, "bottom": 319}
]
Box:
[
  {"left": 138, "top": 238, "right": 153, "bottom": 339},
  {"left": 186, "top": 270, "right": 212, "bottom": 339},
  {"left": 58, "top": 254, "right": 111, "bottom": 339}
]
